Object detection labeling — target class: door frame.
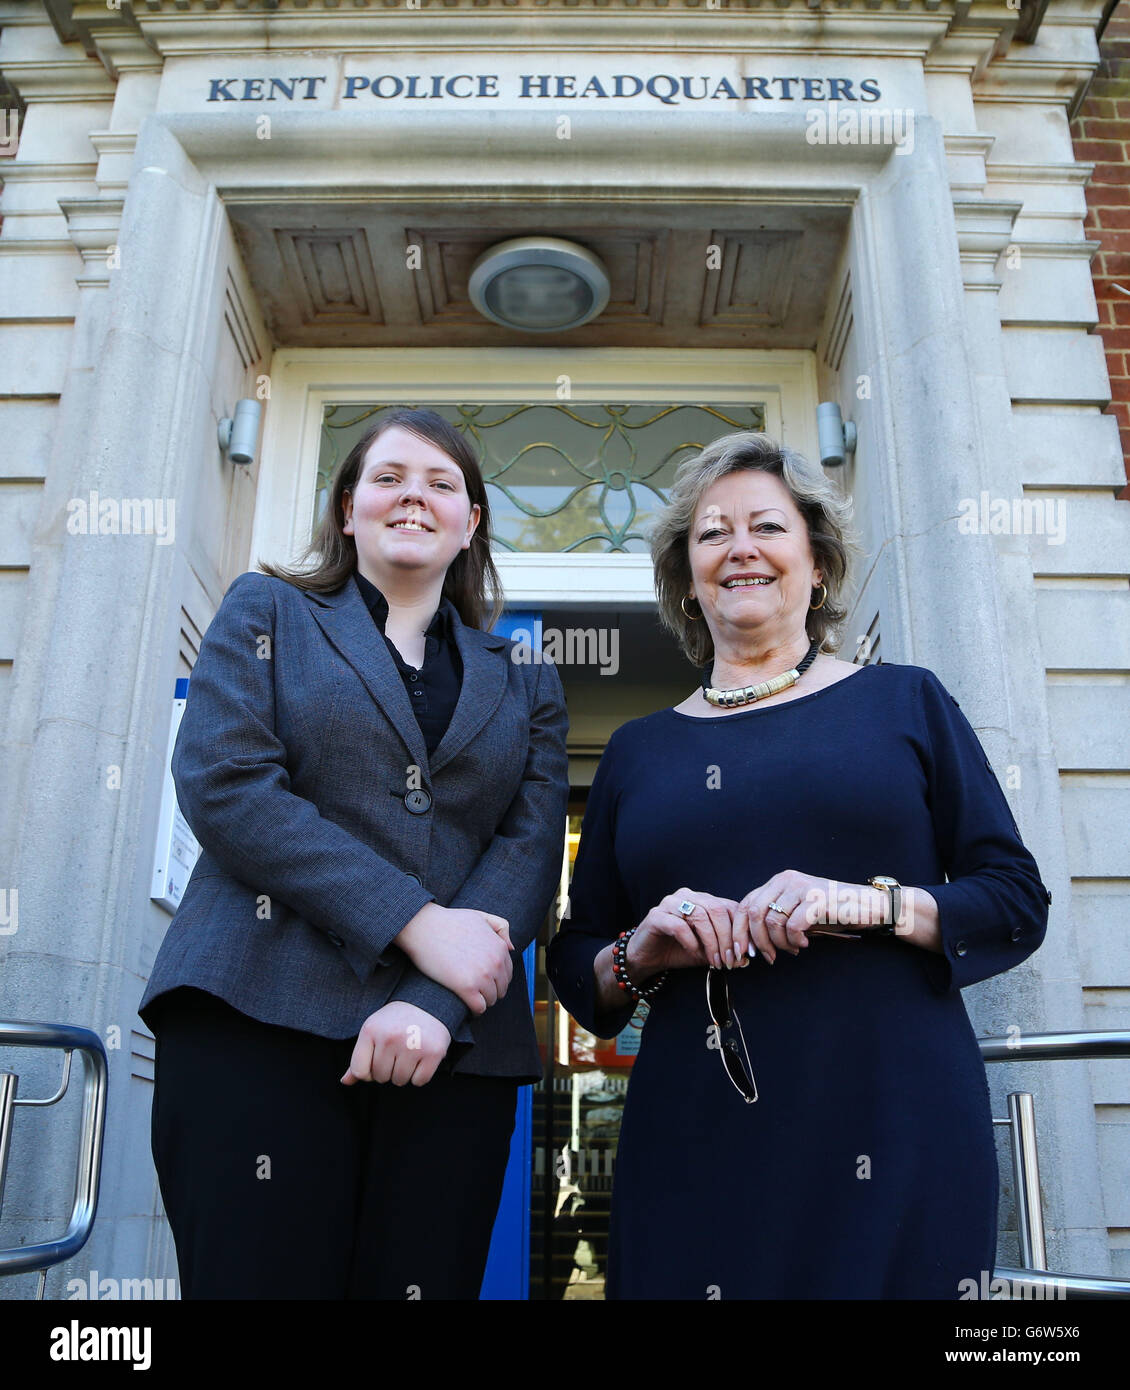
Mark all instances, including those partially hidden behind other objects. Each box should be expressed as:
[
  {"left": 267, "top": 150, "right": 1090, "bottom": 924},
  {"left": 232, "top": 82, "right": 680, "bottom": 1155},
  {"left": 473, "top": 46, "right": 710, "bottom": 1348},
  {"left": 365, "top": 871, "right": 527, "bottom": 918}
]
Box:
[{"left": 250, "top": 347, "right": 820, "bottom": 605}]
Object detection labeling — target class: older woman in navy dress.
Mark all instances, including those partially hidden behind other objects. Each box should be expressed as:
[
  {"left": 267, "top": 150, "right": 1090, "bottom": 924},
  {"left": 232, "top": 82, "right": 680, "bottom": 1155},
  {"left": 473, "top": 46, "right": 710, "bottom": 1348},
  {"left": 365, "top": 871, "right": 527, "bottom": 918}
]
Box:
[{"left": 547, "top": 432, "right": 1050, "bottom": 1300}]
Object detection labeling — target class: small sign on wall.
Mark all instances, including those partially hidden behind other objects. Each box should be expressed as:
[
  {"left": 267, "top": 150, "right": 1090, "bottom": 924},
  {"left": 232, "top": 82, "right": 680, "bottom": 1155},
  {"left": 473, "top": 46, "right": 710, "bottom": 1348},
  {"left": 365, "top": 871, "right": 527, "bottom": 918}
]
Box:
[{"left": 150, "top": 678, "right": 200, "bottom": 915}]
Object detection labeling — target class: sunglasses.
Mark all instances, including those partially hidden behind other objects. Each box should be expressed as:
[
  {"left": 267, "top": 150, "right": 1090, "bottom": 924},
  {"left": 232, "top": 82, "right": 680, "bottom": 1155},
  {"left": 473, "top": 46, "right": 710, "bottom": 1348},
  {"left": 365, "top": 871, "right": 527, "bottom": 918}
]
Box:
[{"left": 706, "top": 968, "right": 757, "bottom": 1104}]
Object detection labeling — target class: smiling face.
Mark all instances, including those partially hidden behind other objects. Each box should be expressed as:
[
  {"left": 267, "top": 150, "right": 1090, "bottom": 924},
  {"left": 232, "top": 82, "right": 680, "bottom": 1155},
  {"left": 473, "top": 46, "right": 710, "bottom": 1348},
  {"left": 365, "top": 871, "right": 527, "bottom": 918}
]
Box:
[
  {"left": 342, "top": 425, "right": 481, "bottom": 588},
  {"left": 688, "top": 469, "right": 822, "bottom": 654}
]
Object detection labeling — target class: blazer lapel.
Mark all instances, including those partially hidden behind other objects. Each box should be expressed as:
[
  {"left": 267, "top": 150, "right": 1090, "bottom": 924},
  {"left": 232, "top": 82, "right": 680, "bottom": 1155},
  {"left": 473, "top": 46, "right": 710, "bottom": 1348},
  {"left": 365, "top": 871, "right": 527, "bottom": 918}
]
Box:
[
  {"left": 306, "top": 577, "right": 511, "bottom": 776},
  {"left": 305, "top": 578, "right": 429, "bottom": 771},
  {"left": 429, "top": 606, "right": 511, "bottom": 775}
]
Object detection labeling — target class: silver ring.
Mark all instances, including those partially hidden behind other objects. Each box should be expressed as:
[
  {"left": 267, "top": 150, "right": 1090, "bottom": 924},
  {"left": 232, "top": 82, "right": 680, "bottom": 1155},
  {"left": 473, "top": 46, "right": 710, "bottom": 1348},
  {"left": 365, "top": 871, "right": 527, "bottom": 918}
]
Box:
[
  {"left": 678, "top": 899, "right": 696, "bottom": 918},
  {"left": 767, "top": 900, "right": 787, "bottom": 918}
]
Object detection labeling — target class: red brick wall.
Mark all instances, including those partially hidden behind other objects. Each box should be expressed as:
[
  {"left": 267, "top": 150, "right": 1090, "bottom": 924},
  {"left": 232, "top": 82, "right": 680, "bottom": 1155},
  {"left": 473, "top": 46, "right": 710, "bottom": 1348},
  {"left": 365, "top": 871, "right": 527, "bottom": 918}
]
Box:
[{"left": 1072, "top": 0, "right": 1130, "bottom": 495}]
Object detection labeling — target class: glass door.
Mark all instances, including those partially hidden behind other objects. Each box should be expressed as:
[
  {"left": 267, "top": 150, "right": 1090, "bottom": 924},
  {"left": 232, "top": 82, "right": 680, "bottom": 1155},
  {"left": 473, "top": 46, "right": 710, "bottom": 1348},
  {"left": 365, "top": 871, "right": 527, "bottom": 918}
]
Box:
[{"left": 529, "top": 796, "right": 646, "bottom": 1299}]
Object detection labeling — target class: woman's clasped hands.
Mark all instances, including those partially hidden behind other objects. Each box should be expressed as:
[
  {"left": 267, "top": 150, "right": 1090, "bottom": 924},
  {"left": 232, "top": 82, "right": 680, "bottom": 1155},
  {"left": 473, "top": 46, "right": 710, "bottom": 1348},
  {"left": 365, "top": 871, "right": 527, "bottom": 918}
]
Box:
[
  {"left": 396, "top": 901, "right": 515, "bottom": 1012},
  {"left": 629, "top": 870, "right": 855, "bottom": 977},
  {"left": 340, "top": 902, "right": 514, "bottom": 1088}
]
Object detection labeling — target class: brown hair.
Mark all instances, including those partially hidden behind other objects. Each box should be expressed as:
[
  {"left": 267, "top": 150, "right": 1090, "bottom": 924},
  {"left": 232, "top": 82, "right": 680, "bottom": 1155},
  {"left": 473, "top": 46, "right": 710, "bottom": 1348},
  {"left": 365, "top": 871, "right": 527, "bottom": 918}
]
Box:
[
  {"left": 650, "top": 431, "right": 861, "bottom": 667},
  {"left": 259, "top": 407, "right": 504, "bottom": 630}
]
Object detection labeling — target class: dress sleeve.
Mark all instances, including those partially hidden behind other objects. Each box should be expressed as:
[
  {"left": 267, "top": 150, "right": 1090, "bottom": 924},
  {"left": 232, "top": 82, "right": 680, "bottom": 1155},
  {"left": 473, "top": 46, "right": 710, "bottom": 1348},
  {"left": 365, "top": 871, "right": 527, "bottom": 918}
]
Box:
[
  {"left": 546, "top": 731, "right": 639, "bottom": 1038},
  {"left": 914, "top": 668, "right": 1051, "bottom": 993}
]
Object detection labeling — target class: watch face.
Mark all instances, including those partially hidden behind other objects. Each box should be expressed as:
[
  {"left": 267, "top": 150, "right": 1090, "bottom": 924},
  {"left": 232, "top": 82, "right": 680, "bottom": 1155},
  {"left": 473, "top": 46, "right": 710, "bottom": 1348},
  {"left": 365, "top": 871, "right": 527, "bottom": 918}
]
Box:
[{"left": 872, "top": 876, "right": 897, "bottom": 887}]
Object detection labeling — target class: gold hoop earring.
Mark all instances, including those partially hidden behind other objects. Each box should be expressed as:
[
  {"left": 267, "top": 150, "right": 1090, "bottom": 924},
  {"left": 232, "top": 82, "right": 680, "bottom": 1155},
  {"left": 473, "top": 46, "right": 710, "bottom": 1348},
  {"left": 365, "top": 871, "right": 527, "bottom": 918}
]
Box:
[
  {"left": 681, "top": 593, "right": 702, "bottom": 621},
  {"left": 810, "top": 583, "right": 827, "bottom": 611}
]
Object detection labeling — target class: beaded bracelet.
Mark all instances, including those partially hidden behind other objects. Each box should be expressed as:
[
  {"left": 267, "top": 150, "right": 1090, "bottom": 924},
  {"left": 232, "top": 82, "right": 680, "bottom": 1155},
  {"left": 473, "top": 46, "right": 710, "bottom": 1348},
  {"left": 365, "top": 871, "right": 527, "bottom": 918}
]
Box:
[{"left": 611, "top": 926, "right": 668, "bottom": 1003}]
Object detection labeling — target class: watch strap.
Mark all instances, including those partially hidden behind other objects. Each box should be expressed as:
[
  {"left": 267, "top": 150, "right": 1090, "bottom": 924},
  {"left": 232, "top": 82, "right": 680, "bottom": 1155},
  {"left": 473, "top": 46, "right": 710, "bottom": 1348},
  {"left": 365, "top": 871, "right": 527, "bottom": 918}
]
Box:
[{"left": 867, "top": 877, "right": 900, "bottom": 936}]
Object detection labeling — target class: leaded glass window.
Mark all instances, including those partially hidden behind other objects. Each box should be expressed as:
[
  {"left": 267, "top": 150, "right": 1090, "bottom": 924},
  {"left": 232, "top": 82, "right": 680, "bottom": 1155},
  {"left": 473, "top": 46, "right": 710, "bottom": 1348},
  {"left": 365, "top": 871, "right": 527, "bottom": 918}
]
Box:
[{"left": 317, "top": 401, "right": 767, "bottom": 554}]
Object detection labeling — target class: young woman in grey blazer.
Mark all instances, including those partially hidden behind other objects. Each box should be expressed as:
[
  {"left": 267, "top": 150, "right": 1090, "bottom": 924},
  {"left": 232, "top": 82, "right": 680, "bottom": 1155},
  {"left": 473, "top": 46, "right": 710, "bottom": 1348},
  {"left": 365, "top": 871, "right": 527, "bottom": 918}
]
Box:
[{"left": 139, "top": 408, "right": 569, "bottom": 1299}]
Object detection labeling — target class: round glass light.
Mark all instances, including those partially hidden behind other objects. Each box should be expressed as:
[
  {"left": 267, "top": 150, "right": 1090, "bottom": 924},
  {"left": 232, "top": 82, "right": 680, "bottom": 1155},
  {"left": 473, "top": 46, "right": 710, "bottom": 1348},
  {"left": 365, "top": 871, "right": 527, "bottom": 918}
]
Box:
[{"left": 468, "top": 237, "right": 611, "bottom": 332}]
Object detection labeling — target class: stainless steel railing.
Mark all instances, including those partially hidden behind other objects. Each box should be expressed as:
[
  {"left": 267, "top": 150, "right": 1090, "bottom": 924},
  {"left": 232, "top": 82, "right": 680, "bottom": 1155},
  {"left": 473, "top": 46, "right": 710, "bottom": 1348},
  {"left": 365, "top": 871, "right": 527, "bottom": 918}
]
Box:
[
  {"left": 980, "top": 1029, "right": 1130, "bottom": 1299},
  {"left": 0, "top": 1021, "right": 108, "bottom": 1294}
]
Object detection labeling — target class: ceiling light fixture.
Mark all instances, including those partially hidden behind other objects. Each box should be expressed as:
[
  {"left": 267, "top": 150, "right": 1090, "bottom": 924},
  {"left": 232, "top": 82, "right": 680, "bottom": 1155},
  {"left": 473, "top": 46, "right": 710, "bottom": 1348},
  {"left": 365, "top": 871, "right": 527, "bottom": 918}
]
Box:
[{"left": 467, "top": 236, "right": 611, "bottom": 332}]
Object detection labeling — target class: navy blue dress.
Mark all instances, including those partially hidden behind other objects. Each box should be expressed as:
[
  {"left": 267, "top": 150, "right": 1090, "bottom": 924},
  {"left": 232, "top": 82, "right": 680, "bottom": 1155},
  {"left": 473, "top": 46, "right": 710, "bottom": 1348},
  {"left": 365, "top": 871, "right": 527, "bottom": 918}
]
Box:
[{"left": 546, "top": 662, "right": 1050, "bottom": 1300}]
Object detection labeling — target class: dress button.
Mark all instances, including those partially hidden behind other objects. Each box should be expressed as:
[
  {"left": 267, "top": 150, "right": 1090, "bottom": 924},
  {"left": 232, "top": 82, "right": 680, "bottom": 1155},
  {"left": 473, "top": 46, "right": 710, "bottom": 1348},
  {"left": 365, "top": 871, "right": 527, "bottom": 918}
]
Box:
[
  {"left": 326, "top": 931, "right": 345, "bottom": 948},
  {"left": 1045, "top": 887, "right": 1053, "bottom": 905},
  {"left": 404, "top": 788, "right": 432, "bottom": 814},
  {"left": 955, "top": 940, "right": 968, "bottom": 957},
  {"left": 1010, "top": 926, "right": 1023, "bottom": 942}
]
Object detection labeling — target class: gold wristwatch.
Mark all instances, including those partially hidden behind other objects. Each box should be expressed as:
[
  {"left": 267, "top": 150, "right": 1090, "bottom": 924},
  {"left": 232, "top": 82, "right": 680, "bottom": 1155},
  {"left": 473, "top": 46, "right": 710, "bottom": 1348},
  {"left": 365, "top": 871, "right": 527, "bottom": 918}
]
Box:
[{"left": 867, "top": 876, "right": 901, "bottom": 936}]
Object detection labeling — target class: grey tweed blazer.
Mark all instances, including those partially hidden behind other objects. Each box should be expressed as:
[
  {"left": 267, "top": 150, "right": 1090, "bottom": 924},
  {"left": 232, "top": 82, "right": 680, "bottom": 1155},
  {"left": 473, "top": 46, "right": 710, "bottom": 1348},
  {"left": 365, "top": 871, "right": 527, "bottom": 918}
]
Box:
[{"left": 138, "top": 569, "right": 570, "bottom": 1080}]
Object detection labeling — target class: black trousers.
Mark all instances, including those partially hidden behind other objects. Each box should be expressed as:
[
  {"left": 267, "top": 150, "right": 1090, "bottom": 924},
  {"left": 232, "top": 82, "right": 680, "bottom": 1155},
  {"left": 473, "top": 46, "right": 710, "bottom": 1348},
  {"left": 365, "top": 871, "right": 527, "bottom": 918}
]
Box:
[{"left": 149, "top": 988, "right": 519, "bottom": 1300}]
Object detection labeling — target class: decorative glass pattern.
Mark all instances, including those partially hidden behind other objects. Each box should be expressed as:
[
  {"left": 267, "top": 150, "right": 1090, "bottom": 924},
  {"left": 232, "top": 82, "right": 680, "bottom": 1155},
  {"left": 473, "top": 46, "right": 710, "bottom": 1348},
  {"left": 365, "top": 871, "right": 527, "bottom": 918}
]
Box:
[{"left": 317, "top": 401, "right": 767, "bottom": 553}]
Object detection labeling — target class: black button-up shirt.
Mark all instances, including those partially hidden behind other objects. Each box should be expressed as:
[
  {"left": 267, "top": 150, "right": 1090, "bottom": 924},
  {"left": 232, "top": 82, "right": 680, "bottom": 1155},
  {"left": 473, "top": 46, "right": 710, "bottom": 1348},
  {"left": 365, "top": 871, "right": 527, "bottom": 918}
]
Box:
[{"left": 353, "top": 570, "right": 462, "bottom": 758}]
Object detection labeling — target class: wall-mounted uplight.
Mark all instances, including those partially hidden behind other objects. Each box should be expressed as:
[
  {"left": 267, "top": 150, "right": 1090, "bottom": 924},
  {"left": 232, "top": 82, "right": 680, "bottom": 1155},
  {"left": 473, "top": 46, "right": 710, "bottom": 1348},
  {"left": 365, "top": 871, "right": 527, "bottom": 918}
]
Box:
[
  {"left": 468, "top": 236, "right": 611, "bottom": 333},
  {"left": 816, "top": 401, "right": 857, "bottom": 468},
  {"left": 218, "top": 399, "right": 262, "bottom": 467}
]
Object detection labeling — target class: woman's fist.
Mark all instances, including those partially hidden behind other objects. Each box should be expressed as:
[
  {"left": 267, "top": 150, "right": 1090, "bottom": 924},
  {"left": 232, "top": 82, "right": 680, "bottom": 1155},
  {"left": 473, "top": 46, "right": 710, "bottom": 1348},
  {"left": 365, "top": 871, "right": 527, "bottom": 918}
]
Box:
[{"left": 340, "top": 1002, "right": 452, "bottom": 1087}]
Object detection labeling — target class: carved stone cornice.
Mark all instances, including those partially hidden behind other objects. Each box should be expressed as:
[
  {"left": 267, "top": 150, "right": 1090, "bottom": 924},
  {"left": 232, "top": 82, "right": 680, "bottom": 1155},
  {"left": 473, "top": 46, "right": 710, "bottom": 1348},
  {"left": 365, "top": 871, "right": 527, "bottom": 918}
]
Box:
[
  {"left": 0, "top": 161, "right": 97, "bottom": 184},
  {"left": 983, "top": 161, "right": 1093, "bottom": 232},
  {"left": 10, "top": 0, "right": 1108, "bottom": 113},
  {"left": 945, "top": 132, "right": 995, "bottom": 156},
  {"left": 985, "top": 161, "right": 1094, "bottom": 186},
  {"left": 945, "top": 130, "right": 995, "bottom": 197},
  {"left": 122, "top": 7, "right": 959, "bottom": 60},
  {"left": 1005, "top": 237, "right": 1099, "bottom": 259},
  {"left": 0, "top": 40, "right": 116, "bottom": 105},
  {"left": 58, "top": 194, "right": 125, "bottom": 287},
  {"left": 970, "top": 8, "right": 1102, "bottom": 105},
  {"left": 924, "top": 30, "right": 1004, "bottom": 80},
  {"left": 88, "top": 128, "right": 139, "bottom": 193},
  {"left": 952, "top": 196, "right": 1021, "bottom": 290}
]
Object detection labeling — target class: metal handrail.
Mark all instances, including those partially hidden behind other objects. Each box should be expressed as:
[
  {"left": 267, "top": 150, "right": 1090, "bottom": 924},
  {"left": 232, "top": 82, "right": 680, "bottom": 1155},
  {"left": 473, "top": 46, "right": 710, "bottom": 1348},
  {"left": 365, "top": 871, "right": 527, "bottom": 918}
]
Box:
[
  {"left": 980, "top": 1029, "right": 1130, "bottom": 1299},
  {"left": 980, "top": 1030, "right": 1130, "bottom": 1064},
  {"left": 0, "top": 1020, "right": 108, "bottom": 1278}
]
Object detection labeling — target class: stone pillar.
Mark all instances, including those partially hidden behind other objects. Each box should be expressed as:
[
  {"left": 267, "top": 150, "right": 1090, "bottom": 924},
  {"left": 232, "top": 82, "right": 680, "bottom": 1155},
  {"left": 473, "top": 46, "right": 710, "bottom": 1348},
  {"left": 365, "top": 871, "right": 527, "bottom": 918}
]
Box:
[{"left": 0, "top": 115, "right": 237, "bottom": 1296}]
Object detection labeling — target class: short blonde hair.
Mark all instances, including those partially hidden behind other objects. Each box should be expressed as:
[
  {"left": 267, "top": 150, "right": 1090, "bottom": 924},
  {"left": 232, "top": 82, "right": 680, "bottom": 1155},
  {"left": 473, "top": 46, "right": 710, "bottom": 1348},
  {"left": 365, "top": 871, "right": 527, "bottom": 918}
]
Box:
[{"left": 650, "top": 431, "right": 861, "bottom": 667}]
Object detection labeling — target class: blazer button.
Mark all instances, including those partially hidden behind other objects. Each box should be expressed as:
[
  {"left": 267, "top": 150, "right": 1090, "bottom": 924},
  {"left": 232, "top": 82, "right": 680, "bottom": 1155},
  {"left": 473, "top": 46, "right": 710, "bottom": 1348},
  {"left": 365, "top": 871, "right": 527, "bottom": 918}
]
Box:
[
  {"left": 1010, "top": 926, "right": 1023, "bottom": 942},
  {"left": 954, "top": 940, "right": 968, "bottom": 957},
  {"left": 1045, "top": 887, "right": 1053, "bottom": 905},
  {"left": 327, "top": 931, "right": 345, "bottom": 948},
  {"left": 404, "top": 788, "right": 432, "bottom": 814},
  {"left": 405, "top": 872, "right": 422, "bottom": 885}
]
